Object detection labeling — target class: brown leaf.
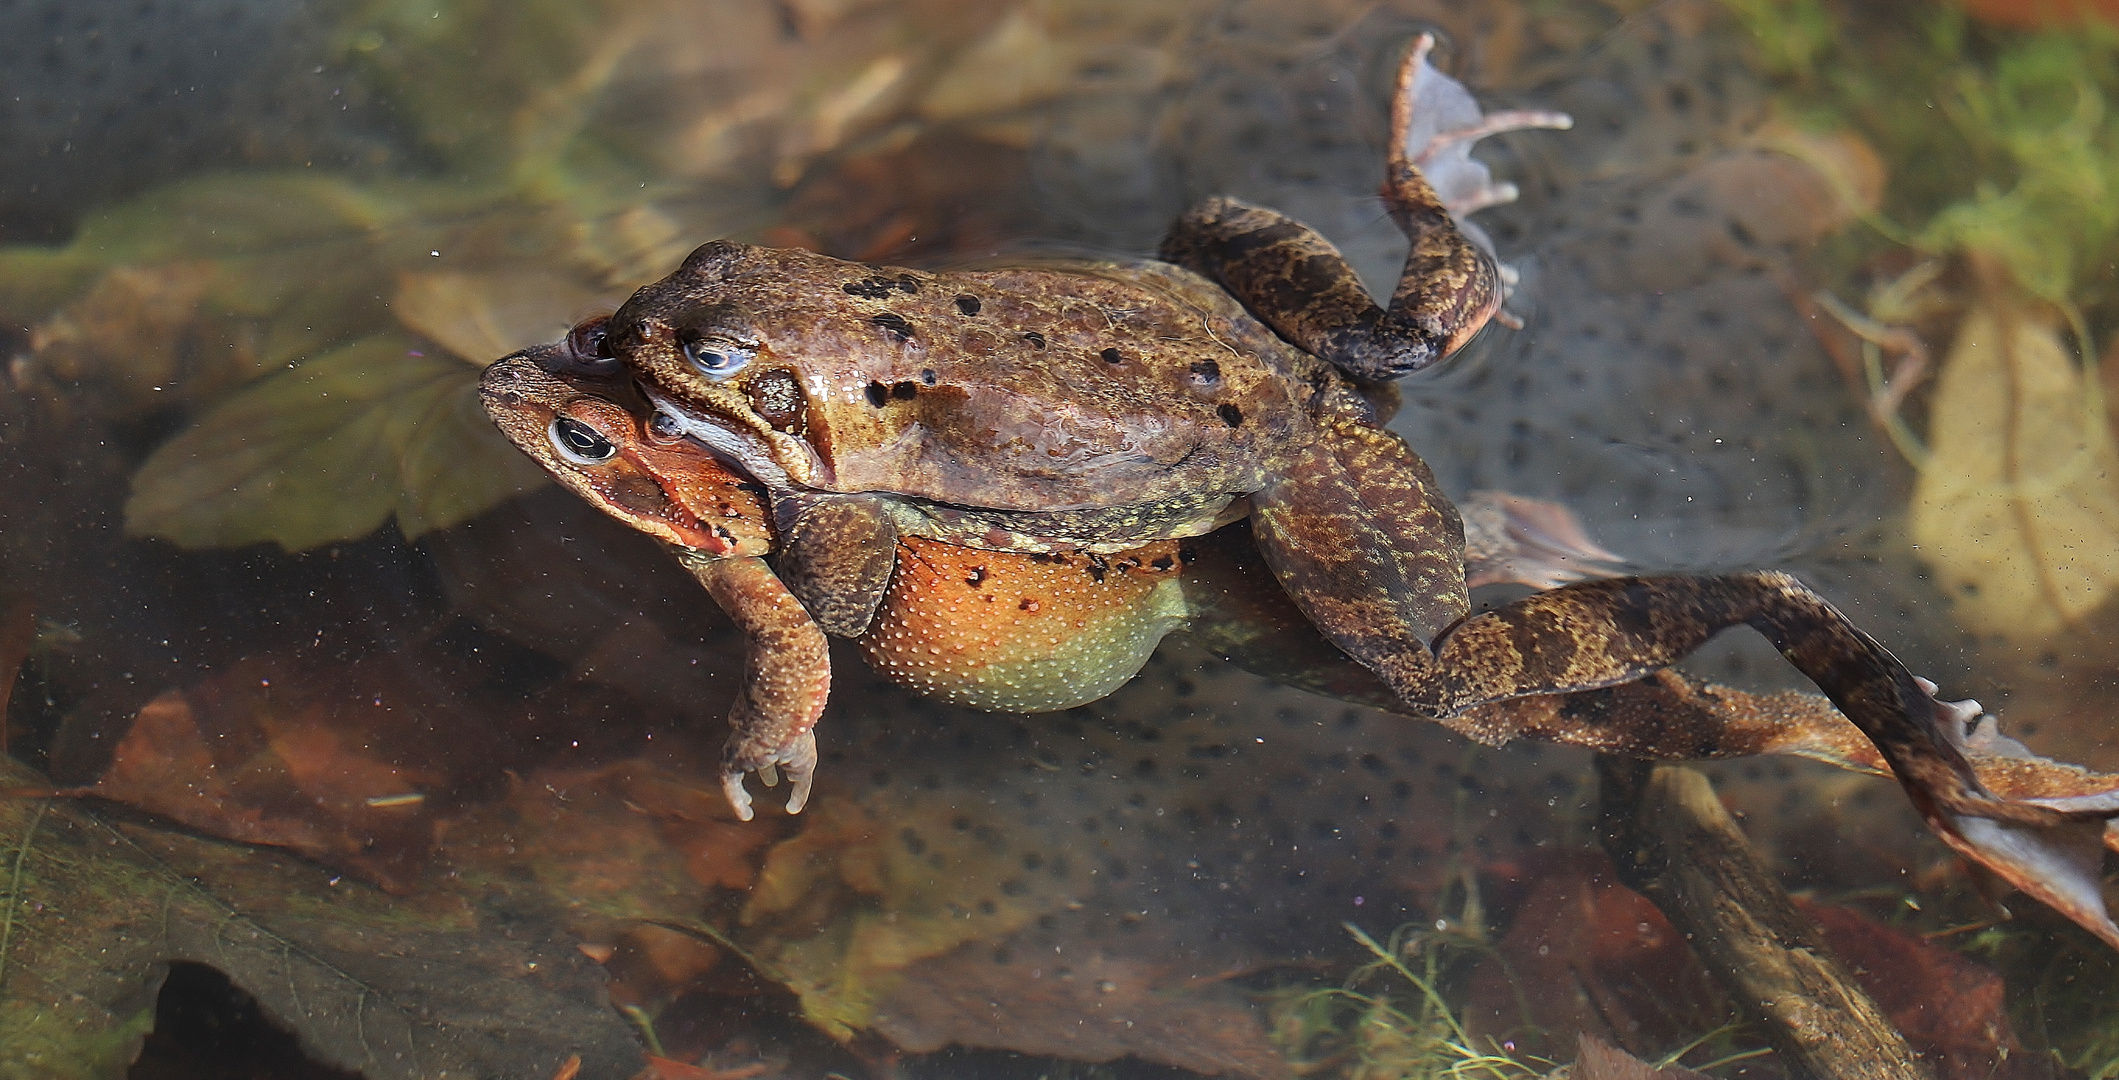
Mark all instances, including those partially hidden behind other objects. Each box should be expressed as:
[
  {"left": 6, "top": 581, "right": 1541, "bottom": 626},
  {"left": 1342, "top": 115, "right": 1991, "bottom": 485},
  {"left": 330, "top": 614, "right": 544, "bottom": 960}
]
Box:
[
  {"left": 86, "top": 685, "right": 437, "bottom": 893},
  {"left": 868, "top": 935, "right": 1292, "bottom": 1080},
  {"left": 28, "top": 262, "right": 228, "bottom": 404},
  {"left": 1573, "top": 1033, "right": 1709, "bottom": 1080},
  {"left": 1461, "top": 856, "right": 1733, "bottom": 1062},
  {"left": 1911, "top": 295, "right": 2119, "bottom": 640},
  {"left": 0, "top": 590, "right": 33, "bottom": 753},
  {"left": 1800, "top": 901, "right": 2046, "bottom": 1080}
]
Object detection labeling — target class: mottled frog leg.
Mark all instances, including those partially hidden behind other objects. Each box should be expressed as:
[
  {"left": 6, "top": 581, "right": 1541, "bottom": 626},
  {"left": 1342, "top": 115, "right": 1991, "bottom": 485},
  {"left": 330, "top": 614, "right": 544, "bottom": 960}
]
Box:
[
  {"left": 1248, "top": 387, "right": 1471, "bottom": 660},
  {"left": 1177, "top": 528, "right": 2119, "bottom": 947},
  {"left": 772, "top": 494, "right": 899, "bottom": 639},
  {"left": 1401, "top": 573, "right": 2119, "bottom": 937},
  {"left": 676, "top": 550, "right": 830, "bottom": 821},
  {"left": 1157, "top": 38, "right": 1555, "bottom": 381}
]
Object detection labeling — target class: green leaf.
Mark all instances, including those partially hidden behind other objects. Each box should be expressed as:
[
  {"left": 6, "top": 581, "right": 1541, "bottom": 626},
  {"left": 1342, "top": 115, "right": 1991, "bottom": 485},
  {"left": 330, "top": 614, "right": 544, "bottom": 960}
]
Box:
[
  {"left": 0, "top": 760, "right": 644, "bottom": 1079},
  {"left": 124, "top": 335, "right": 547, "bottom": 552}
]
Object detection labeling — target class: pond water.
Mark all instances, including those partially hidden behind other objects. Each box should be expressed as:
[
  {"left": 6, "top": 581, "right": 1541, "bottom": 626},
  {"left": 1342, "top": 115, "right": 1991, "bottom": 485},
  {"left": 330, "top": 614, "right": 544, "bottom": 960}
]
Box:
[{"left": 2, "top": 1, "right": 2117, "bottom": 1078}]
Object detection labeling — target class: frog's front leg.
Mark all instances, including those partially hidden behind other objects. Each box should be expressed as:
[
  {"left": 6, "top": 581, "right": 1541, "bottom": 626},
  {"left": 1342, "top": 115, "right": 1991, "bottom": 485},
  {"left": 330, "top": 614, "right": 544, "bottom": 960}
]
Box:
[
  {"left": 771, "top": 493, "right": 899, "bottom": 638},
  {"left": 1159, "top": 36, "right": 1563, "bottom": 382},
  {"left": 677, "top": 550, "right": 831, "bottom": 820}
]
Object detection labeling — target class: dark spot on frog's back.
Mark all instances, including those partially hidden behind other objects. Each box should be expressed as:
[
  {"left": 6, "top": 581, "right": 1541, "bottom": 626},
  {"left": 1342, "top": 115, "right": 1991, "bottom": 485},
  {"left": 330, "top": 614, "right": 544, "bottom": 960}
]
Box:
[
  {"left": 954, "top": 295, "right": 981, "bottom": 316},
  {"left": 865, "top": 381, "right": 888, "bottom": 408},
  {"left": 1217, "top": 404, "right": 1243, "bottom": 428},
  {"left": 1021, "top": 331, "right": 1046, "bottom": 350},
  {"left": 844, "top": 275, "right": 918, "bottom": 300},
  {"left": 872, "top": 312, "right": 915, "bottom": 341},
  {"left": 1101, "top": 347, "right": 1123, "bottom": 364},
  {"left": 891, "top": 381, "right": 918, "bottom": 400}
]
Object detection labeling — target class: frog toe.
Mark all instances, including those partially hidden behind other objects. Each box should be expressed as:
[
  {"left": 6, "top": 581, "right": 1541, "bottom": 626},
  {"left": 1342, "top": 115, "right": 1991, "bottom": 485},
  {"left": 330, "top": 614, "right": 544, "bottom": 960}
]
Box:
[{"left": 721, "top": 731, "right": 820, "bottom": 821}]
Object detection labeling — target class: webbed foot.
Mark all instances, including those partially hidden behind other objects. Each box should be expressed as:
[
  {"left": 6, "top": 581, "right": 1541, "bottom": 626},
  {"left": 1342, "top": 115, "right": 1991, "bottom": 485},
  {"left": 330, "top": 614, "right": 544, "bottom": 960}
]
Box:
[
  {"left": 775, "top": 494, "right": 899, "bottom": 639},
  {"left": 1459, "top": 489, "right": 1623, "bottom": 589},
  {"left": 1159, "top": 34, "right": 1568, "bottom": 380},
  {"left": 1913, "top": 678, "right": 2119, "bottom": 949},
  {"left": 1392, "top": 32, "right": 1571, "bottom": 323}
]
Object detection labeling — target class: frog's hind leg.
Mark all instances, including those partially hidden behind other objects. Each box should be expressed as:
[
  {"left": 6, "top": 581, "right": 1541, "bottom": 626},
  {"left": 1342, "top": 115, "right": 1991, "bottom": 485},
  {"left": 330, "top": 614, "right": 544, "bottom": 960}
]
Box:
[
  {"left": 679, "top": 551, "right": 831, "bottom": 821},
  {"left": 1395, "top": 571, "right": 2119, "bottom": 950},
  {"left": 1247, "top": 396, "right": 1472, "bottom": 663},
  {"left": 1158, "top": 36, "right": 1563, "bottom": 382}
]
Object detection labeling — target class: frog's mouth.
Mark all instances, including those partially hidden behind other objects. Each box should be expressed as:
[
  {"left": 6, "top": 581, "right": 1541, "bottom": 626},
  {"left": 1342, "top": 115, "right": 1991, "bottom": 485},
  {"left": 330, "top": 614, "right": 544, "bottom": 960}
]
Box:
[{"left": 641, "top": 388, "right": 807, "bottom": 490}]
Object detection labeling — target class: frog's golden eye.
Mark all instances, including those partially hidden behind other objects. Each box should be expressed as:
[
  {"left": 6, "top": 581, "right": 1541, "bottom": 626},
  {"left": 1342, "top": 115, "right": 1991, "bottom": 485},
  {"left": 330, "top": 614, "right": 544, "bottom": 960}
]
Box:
[
  {"left": 680, "top": 332, "right": 753, "bottom": 381},
  {"left": 550, "top": 416, "right": 618, "bottom": 466}
]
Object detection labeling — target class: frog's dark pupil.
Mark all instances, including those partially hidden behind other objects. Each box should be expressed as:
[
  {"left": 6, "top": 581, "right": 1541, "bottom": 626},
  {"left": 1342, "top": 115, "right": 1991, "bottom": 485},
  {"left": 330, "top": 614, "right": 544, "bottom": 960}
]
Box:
[
  {"left": 555, "top": 417, "right": 616, "bottom": 460},
  {"left": 954, "top": 295, "right": 981, "bottom": 316},
  {"left": 682, "top": 337, "right": 743, "bottom": 374}
]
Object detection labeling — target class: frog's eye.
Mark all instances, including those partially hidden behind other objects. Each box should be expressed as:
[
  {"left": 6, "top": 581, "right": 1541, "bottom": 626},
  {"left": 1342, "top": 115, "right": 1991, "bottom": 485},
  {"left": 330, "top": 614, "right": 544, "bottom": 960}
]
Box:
[
  {"left": 565, "top": 315, "right": 617, "bottom": 371},
  {"left": 647, "top": 411, "right": 685, "bottom": 441},
  {"left": 680, "top": 334, "right": 753, "bottom": 381},
  {"left": 550, "top": 416, "right": 618, "bottom": 466}
]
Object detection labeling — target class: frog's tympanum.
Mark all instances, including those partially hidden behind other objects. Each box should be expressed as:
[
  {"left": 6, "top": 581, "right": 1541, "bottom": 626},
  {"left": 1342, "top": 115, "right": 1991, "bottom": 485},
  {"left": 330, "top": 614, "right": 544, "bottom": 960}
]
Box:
[{"left": 482, "top": 37, "right": 2119, "bottom": 948}]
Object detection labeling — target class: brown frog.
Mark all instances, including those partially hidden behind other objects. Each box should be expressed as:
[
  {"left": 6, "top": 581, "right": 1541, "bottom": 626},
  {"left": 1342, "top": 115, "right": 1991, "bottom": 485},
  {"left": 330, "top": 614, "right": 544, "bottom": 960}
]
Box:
[
  {"left": 485, "top": 38, "right": 2119, "bottom": 944},
  {"left": 552, "top": 39, "right": 1539, "bottom": 796}
]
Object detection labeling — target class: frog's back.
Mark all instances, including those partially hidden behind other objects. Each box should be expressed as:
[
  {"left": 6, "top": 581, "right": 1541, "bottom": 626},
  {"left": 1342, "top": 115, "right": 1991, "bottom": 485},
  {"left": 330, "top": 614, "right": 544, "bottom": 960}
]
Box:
[{"left": 620, "top": 243, "right": 1321, "bottom": 513}]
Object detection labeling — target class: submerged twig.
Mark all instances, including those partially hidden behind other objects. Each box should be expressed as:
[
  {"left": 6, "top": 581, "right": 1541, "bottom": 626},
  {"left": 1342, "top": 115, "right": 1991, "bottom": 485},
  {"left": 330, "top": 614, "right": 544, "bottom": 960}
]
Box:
[{"left": 1595, "top": 757, "right": 1932, "bottom": 1080}]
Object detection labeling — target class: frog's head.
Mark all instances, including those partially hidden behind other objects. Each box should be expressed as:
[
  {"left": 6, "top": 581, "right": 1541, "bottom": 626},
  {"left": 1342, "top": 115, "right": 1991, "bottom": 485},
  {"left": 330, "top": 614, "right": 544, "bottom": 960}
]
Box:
[
  {"left": 478, "top": 348, "right": 773, "bottom": 556},
  {"left": 601, "top": 240, "right": 832, "bottom": 491}
]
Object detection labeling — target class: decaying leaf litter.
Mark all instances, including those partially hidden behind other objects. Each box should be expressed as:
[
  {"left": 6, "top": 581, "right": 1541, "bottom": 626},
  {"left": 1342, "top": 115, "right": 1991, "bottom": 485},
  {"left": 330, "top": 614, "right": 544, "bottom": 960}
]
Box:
[{"left": 3, "top": 0, "right": 2119, "bottom": 1076}]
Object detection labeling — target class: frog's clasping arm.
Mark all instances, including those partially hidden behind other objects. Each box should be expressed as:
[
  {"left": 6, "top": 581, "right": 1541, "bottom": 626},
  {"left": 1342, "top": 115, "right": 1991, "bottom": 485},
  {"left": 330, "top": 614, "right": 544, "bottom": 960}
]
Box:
[{"left": 678, "top": 550, "right": 830, "bottom": 821}]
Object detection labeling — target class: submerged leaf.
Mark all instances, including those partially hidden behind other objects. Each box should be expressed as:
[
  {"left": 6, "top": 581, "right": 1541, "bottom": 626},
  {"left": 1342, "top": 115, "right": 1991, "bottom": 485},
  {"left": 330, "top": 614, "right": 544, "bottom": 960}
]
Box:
[
  {"left": 0, "top": 760, "right": 644, "bottom": 1080},
  {"left": 391, "top": 269, "right": 605, "bottom": 363},
  {"left": 125, "top": 335, "right": 547, "bottom": 550},
  {"left": 1910, "top": 298, "right": 2119, "bottom": 639}
]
